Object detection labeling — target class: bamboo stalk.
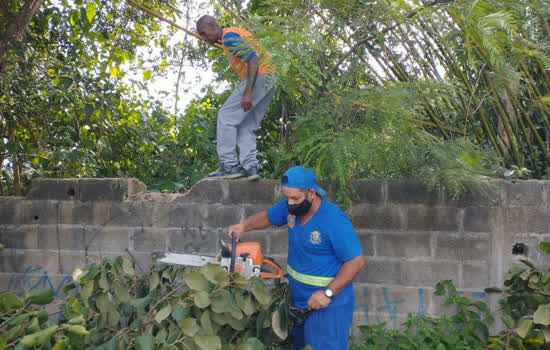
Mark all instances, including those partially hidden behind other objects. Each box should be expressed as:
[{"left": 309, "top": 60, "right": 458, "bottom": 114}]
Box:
[{"left": 8, "top": 126, "right": 21, "bottom": 196}]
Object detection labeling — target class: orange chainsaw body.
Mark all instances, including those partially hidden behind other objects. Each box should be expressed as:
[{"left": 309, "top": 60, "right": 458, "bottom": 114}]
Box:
[{"left": 227, "top": 242, "right": 282, "bottom": 279}]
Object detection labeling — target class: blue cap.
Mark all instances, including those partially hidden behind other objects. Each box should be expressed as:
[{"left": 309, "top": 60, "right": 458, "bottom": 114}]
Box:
[{"left": 281, "top": 166, "right": 326, "bottom": 197}]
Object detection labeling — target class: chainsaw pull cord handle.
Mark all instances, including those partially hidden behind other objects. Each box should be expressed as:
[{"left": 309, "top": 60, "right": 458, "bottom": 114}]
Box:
[{"left": 230, "top": 232, "right": 236, "bottom": 273}]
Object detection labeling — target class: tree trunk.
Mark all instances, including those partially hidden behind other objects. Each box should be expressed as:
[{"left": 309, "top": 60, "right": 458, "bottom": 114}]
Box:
[
  {"left": 0, "top": 0, "right": 43, "bottom": 62},
  {"left": 8, "top": 126, "right": 21, "bottom": 196}
]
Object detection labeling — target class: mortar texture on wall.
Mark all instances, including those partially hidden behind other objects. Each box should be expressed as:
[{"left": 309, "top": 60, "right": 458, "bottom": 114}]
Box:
[{"left": 1, "top": 177, "right": 550, "bottom": 331}]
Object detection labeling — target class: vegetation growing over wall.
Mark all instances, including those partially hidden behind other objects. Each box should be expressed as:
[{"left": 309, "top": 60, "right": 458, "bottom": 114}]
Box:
[{"left": 1, "top": 0, "right": 548, "bottom": 200}]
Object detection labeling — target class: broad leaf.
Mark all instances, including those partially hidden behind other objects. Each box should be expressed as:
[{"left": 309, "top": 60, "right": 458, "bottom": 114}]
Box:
[
  {"left": 194, "top": 334, "right": 221, "bottom": 350},
  {"left": 516, "top": 320, "right": 533, "bottom": 338},
  {"left": 193, "top": 291, "right": 211, "bottom": 308},
  {"left": 114, "top": 281, "right": 130, "bottom": 303},
  {"left": 171, "top": 305, "right": 189, "bottom": 323},
  {"left": 186, "top": 272, "right": 209, "bottom": 291},
  {"left": 155, "top": 305, "right": 172, "bottom": 324},
  {"left": 180, "top": 318, "right": 199, "bottom": 336},
  {"left": 534, "top": 304, "right": 550, "bottom": 325},
  {"left": 135, "top": 334, "right": 154, "bottom": 350},
  {"left": 85, "top": 2, "right": 97, "bottom": 23}
]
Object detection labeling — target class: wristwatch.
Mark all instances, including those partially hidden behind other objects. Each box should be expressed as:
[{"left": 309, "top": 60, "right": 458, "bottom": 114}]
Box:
[{"left": 324, "top": 288, "right": 334, "bottom": 299}]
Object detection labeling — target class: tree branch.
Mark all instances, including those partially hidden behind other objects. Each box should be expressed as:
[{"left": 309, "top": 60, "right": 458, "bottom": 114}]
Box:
[{"left": 0, "top": 0, "right": 43, "bottom": 62}]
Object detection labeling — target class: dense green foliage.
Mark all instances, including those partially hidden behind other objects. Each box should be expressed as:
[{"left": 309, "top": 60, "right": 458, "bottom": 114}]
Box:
[
  {"left": 1, "top": 0, "right": 549, "bottom": 199},
  {"left": 1, "top": 257, "right": 293, "bottom": 349},
  {"left": 484, "top": 242, "right": 550, "bottom": 349},
  {"left": 351, "top": 280, "right": 493, "bottom": 350},
  {"left": 3, "top": 249, "right": 550, "bottom": 349},
  {"left": 352, "top": 244, "right": 550, "bottom": 350}
]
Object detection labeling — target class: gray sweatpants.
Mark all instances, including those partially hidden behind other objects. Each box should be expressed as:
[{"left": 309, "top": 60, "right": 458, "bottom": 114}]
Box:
[{"left": 217, "top": 74, "right": 277, "bottom": 171}]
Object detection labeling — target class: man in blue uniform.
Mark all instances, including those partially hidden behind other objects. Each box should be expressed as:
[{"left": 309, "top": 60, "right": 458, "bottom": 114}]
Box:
[{"left": 227, "top": 166, "right": 365, "bottom": 349}]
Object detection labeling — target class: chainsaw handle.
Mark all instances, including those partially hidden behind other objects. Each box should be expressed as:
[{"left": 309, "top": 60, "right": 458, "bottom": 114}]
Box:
[
  {"left": 259, "top": 258, "right": 283, "bottom": 279},
  {"left": 230, "top": 232, "right": 236, "bottom": 273}
]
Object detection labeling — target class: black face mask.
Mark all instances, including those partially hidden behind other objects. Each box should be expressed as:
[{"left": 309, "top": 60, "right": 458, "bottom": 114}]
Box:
[{"left": 287, "top": 196, "right": 312, "bottom": 216}]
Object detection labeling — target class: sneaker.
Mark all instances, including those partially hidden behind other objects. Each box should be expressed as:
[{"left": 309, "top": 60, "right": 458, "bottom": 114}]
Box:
[
  {"left": 243, "top": 166, "right": 260, "bottom": 181},
  {"left": 206, "top": 165, "right": 244, "bottom": 179}
]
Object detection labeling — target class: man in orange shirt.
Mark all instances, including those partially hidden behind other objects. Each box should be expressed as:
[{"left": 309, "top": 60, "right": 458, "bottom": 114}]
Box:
[{"left": 196, "top": 15, "right": 277, "bottom": 180}]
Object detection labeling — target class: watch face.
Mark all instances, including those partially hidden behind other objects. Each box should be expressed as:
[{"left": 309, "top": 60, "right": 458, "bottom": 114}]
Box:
[{"left": 324, "top": 288, "right": 333, "bottom": 298}]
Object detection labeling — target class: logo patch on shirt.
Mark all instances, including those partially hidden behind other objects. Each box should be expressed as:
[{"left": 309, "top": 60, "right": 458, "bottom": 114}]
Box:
[
  {"left": 287, "top": 215, "right": 296, "bottom": 228},
  {"left": 310, "top": 231, "right": 321, "bottom": 244}
]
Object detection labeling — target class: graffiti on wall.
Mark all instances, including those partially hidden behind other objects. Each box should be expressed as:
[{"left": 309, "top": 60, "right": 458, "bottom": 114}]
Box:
[
  {"left": 7, "top": 265, "right": 77, "bottom": 298},
  {"left": 355, "top": 286, "right": 487, "bottom": 329}
]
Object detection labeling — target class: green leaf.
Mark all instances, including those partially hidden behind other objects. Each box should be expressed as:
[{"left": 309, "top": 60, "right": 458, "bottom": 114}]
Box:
[
  {"left": 108, "top": 310, "right": 120, "bottom": 328},
  {"left": 61, "top": 283, "right": 76, "bottom": 294},
  {"left": 246, "top": 338, "right": 265, "bottom": 350},
  {"left": 95, "top": 294, "right": 112, "bottom": 314},
  {"left": 143, "top": 70, "right": 152, "bottom": 81},
  {"left": 85, "top": 2, "right": 96, "bottom": 23},
  {"left": 79, "top": 280, "right": 94, "bottom": 305},
  {"left": 193, "top": 291, "right": 211, "bottom": 308},
  {"left": 122, "top": 257, "right": 135, "bottom": 275},
  {"left": 214, "top": 271, "right": 230, "bottom": 288},
  {"left": 540, "top": 242, "right": 550, "bottom": 255},
  {"left": 519, "top": 259, "right": 536, "bottom": 269},
  {"left": 436, "top": 344, "right": 445, "bottom": 350},
  {"left": 235, "top": 345, "right": 253, "bottom": 350},
  {"left": 250, "top": 281, "right": 271, "bottom": 306},
  {"left": 211, "top": 312, "right": 228, "bottom": 325},
  {"left": 516, "top": 319, "right": 533, "bottom": 338},
  {"left": 155, "top": 305, "right": 172, "bottom": 324},
  {"left": 171, "top": 305, "right": 189, "bottom": 323},
  {"left": 543, "top": 327, "right": 550, "bottom": 342},
  {"left": 51, "top": 340, "right": 67, "bottom": 350},
  {"left": 502, "top": 314, "right": 515, "bottom": 329},
  {"left": 200, "top": 310, "right": 215, "bottom": 335},
  {"left": 186, "top": 271, "right": 209, "bottom": 291},
  {"left": 242, "top": 295, "right": 256, "bottom": 316},
  {"left": 3, "top": 325, "right": 22, "bottom": 342},
  {"left": 225, "top": 313, "right": 246, "bottom": 330},
  {"left": 484, "top": 287, "right": 502, "bottom": 293},
  {"left": 99, "top": 272, "right": 109, "bottom": 290},
  {"left": 211, "top": 294, "right": 230, "bottom": 313},
  {"left": 20, "top": 325, "right": 58, "bottom": 347},
  {"left": 135, "top": 334, "right": 154, "bottom": 350},
  {"left": 180, "top": 318, "right": 199, "bottom": 336},
  {"left": 534, "top": 304, "right": 550, "bottom": 325},
  {"left": 114, "top": 281, "right": 130, "bottom": 303},
  {"left": 0, "top": 292, "right": 24, "bottom": 311},
  {"left": 194, "top": 334, "right": 221, "bottom": 350},
  {"left": 149, "top": 272, "right": 160, "bottom": 291},
  {"left": 200, "top": 263, "right": 224, "bottom": 283}
]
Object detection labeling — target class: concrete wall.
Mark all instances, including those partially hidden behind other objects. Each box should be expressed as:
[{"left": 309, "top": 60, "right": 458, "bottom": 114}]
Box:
[{"left": 1, "top": 178, "right": 550, "bottom": 332}]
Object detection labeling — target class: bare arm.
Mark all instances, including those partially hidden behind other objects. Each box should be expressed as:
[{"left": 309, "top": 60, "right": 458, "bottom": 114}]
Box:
[
  {"left": 327, "top": 254, "right": 365, "bottom": 295},
  {"left": 241, "top": 55, "right": 259, "bottom": 112},
  {"left": 227, "top": 210, "right": 271, "bottom": 240},
  {"left": 307, "top": 254, "right": 365, "bottom": 310}
]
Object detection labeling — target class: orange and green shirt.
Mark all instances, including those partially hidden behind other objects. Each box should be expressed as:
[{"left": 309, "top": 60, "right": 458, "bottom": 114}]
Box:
[{"left": 221, "top": 27, "right": 275, "bottom": 80}]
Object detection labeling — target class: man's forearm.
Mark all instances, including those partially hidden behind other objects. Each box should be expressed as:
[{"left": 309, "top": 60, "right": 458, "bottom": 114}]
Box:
[
  {"left": 242, "top": 210, "right": 271, "bottom": 232},
  {"left": 327, "top": 255, "right": 365, "bottom": 295},
  {"left": 245, "top": 56, "right": 259, "bottom": 93}
]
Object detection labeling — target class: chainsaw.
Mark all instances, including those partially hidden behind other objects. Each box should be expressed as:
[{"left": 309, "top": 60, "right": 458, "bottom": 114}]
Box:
[{"left": 151, "top": 229, "right": 282, "bottom": 280}]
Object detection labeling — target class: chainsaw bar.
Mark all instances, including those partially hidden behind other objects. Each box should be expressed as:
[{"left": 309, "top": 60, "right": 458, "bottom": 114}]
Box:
[{"left": 151, "top": 252, "right": 216, "bottom": 266}]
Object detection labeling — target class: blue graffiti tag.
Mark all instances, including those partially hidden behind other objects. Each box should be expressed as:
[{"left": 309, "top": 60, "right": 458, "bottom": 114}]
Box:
[
  {"left": 375, "top": 287, "right": 405, "bottom": 329},
  {"left": 8, "top": 265, "right": 77, "bottom": 299}
]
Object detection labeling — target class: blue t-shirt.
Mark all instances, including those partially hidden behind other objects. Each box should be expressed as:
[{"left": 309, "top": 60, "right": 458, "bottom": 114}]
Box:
[
  {"left": 267, "top": 198, "right": 363, "bottom": 308},
  {"left": 222, "top": 32, "right": 257, "bottom": 61}
]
